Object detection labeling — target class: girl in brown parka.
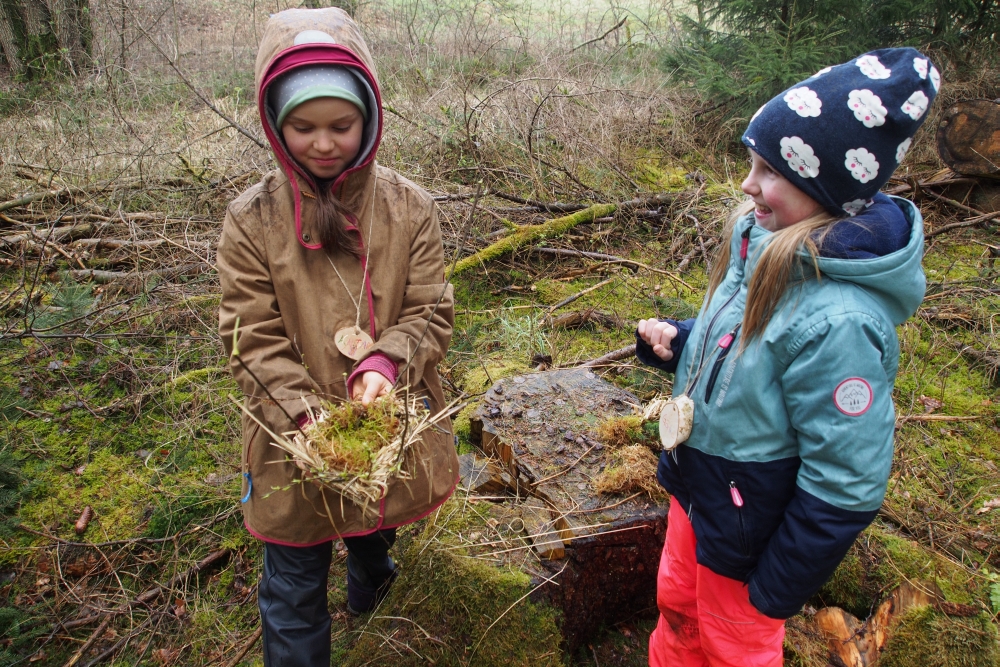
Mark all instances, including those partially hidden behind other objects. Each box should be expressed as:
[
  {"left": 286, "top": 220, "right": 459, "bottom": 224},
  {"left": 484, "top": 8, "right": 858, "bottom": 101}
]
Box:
[{"left": 217, "top": 8, "right": 458, "bottom": 664}]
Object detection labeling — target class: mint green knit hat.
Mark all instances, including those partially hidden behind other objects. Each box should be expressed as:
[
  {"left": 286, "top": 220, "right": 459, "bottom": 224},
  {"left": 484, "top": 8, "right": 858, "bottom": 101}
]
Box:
[{"left": 268, "top": 65, "right": 369, "bottom": 127}]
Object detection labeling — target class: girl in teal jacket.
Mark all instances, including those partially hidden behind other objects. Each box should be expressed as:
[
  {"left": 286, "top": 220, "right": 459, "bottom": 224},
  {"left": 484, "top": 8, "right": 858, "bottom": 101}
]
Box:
[{"left": 637, "top": 48, "right": 939, "bottom": 666}]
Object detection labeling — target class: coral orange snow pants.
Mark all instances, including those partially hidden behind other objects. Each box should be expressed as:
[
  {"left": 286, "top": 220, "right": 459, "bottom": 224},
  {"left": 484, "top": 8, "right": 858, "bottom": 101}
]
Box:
[{"left": 648, "top": 498, "right": 785, "bottom": 667}]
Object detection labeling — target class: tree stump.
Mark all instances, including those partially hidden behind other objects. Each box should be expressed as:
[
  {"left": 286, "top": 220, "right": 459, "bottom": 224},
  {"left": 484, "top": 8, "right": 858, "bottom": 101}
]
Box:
[
  {"left": 936, "top": 99, "right": 1000, "bottom": 179},
  {"left": 813, "top": 581, "right": 952, "bottom": 666},
  {"left": 470, "top": 368, "right": 667, "bottom": 650}
]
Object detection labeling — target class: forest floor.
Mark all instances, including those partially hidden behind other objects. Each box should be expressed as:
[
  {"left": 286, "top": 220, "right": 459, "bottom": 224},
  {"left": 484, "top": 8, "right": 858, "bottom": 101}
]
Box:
[{"left": 2, "top": 0, "right": 1000, "bottom": 665}]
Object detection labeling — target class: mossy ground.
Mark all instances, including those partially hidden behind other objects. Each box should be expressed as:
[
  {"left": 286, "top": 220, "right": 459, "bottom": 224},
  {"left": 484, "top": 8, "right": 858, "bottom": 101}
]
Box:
[{"left": 1, "top": 2, "right": 999, "bottom": 664}]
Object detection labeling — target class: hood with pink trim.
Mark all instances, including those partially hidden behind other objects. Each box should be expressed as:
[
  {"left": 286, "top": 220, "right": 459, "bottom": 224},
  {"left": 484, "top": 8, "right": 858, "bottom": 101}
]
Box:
[{"left": 255, "top": 8, "right": 383, "bottom": 250}]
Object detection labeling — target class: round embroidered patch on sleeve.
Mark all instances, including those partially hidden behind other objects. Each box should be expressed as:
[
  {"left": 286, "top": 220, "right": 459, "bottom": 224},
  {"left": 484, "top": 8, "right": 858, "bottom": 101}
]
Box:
[{"left": 834, "top": 378, "right": 874, "bottom": 416}]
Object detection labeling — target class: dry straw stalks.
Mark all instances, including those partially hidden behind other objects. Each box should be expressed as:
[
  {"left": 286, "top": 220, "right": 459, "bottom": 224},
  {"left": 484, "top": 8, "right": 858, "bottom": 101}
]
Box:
[{"left": 236, "top": 392, "right": 460, "bottom": 516}]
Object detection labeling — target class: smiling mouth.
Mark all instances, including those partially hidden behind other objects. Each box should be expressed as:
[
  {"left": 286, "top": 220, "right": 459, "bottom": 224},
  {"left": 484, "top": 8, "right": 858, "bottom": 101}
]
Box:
[{"left": 754, "top": 204, "right": 772, "bottom": 216}]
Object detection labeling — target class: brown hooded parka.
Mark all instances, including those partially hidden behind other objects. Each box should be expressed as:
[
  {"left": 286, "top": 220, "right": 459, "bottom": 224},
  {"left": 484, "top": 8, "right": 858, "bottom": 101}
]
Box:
[{"left": 217, "top": 8, "right": 458, "bottom": 545}]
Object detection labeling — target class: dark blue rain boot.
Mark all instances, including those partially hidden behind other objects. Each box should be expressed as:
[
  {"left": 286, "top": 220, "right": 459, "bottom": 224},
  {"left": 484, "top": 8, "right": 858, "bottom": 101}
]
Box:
[{"left": 344, "top": 528, "right": 398, "bottom": 615}]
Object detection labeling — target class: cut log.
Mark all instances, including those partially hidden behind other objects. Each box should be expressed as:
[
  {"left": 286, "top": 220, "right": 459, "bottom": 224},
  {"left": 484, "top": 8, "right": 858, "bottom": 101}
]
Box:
[
  {"left": 457, "top": 453, "right": 521, "bottom": 497},
  {"left": 936, "top": 99, "right": 1000, "bottom": 179},
  {"left": 470, "top": 368, "right": 665, "bottom": 650},
  {"left": 813, "top": 581, "right": 941, "bottom": 666}
]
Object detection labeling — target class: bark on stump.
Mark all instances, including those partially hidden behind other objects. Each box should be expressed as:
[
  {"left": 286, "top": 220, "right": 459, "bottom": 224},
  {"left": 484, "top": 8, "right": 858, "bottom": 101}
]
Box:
[
  {"left": 470, "top": 368, "right": 667, "bottom": 650},
  {"left": 936, "top": 99, "right": 1000, "bottom": 180}
]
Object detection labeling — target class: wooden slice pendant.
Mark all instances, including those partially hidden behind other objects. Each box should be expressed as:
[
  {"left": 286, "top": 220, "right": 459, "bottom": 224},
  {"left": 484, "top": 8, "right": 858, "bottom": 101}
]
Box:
[
  {"left": 659, "top": 394, "right": 694, "bottom": 451},
  {"left": 335, "top": 326, "right": 374, "bottom": 360}
]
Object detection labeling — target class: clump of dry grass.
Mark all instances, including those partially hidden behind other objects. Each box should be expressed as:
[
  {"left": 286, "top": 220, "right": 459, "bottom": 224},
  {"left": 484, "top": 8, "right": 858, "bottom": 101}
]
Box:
[
  {"left": 597, "top": 414, "right": 659, "bottom": 450},
  {"left": 239, "top": 392, "right": 455, "bottom": 512},
  {"left": 596, "top": 415, "right": 645, "bottom": 448},
  {"left": 594, "top": 444, "right": 665, "bottom": 499}
]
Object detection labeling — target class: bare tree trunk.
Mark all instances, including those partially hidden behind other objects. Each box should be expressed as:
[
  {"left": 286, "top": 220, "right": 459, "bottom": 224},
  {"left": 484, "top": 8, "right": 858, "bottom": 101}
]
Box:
[
  {"left": 0, "top": 1, "right": 23, "bottom": 74},
  {"left": 43, "top": 0, "right": 86, "bottom": 74},
  {"left": 0, "top": 0, "right": 88, "bottom": 76}
]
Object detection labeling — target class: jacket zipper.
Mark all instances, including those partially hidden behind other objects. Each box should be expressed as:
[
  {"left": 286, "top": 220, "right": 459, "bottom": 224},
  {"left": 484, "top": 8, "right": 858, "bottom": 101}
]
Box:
[
  {"left": 689, "top": 223, "right": 753, "bottom": 391},
  {"left": 704, "top": 324, "right": 741, "bottom": 403},
  {"left": 689, "top": 290, "right": 739, "bottom": 393},
  {"left": 730, "top": 480, "right": 750, "bottom": 556},
  {"left": 739, "top": 223, "right": 753, "bottom": 261}
]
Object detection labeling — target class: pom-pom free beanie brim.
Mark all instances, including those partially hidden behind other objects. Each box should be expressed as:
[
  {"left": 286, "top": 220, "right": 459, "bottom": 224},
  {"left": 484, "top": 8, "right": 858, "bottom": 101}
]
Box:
[
  {"left": 742, "top": 48, "right": 940, "bottom": 217},
  {"left": 269, "top": 64, "right": 370, "bottom": 127}
]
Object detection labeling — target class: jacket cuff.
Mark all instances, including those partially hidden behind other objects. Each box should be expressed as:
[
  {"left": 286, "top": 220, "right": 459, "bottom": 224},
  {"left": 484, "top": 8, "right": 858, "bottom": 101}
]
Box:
[
  {"left": 346, "top": 352, "right": 399, "bottom": 394},
  {"left": 634, "top": 317, "right": 695, "bottom": 373}
]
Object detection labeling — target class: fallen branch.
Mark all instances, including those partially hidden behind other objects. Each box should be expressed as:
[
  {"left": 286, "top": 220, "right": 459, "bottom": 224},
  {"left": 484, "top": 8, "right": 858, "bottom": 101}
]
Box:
[
  {"left": 71, "top": 238, "right": 169, "bottom": 250},
  {"left": 546, "top": 277, "right": 615, "bottom": 315},
  {"left": 490, "top": 191, "right": 587, "bottom": 213},
  {"left": 71, "top": 262, "right": 213, "bottom": 284},
  {"left": 530, "top": 247, "right": 693, "bottom": 288},
  {"left": 924, "top": 191, "right": 1000, "bottom": 236},
  {"left": 0, "top": 187, "right": 74, "bottom": 213},
  {"left": 58, "top": 549, "right": 230, "bottom": 658},
  {"left": 883, "top": 175, "right": 977, "bottom": 195},
  {"left": 453, "top": 203, "right": 616, "bottom": 275},
  {"left": 896, "top": 414, "right": 986, "bottom": 426},
  {"left": 223, "top": 626, "right": 263, "bottom": 667},
  {"left": 0, "top": 223, "right": 99, "bottom": 247},
  {"left": 579, "top": 344, "right": 637, "bottom": 368}
]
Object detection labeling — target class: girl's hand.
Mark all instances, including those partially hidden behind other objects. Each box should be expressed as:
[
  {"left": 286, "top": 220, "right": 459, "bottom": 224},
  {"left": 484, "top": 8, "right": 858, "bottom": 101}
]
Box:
[
  {"left": 638, "top": 318, "right": 678, "bottom": 361},
  {"left": 351, "top": 371, "right": 392, "bottom": 406}
]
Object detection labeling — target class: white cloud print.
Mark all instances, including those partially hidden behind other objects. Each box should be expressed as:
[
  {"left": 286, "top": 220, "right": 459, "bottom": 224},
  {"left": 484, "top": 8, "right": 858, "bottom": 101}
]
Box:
[
  {"left": 780, "top": 137, "right": 820, "bottom": 178},
  {"left": 784, "top": 87, "right": 822, "bottom": 117},
  {"left": 848, "top": 89, "right": 886, "bottom": 128},
  {"left": 896, "top": 138, "right": 912, "bottom": 164},
  {"left": 845, "top": 148, "right": 879, "bottom": 183},
  {"left": 856, "top": 55, "right": 891, "bottom": 79},
  {"left": 901, "top": 90, "right": 929, "bottom": 120},
  {"left": 913, "top": 57, "right": 928, "bottom": 79},
  {"left": 930, "top": 65, "right": 941, "bottom": 92}
]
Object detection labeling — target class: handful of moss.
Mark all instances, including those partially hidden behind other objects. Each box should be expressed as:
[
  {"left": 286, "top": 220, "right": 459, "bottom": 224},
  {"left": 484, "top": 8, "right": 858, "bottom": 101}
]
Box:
[{"left": 244, "top": 392, "right": 452, "bottom": 511}]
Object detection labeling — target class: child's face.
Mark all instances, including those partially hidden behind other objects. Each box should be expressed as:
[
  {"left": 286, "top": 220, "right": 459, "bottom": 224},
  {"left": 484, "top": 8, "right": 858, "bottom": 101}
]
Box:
[
  {"left": 281, "top": 97, "right": 364, "bottom": 181},
  {"left": 741, "top": 150, "right": 823, "bottom": 231}
]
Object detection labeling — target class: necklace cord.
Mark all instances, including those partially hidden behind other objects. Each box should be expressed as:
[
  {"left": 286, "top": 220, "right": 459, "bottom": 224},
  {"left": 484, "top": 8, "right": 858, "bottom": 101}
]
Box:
[{"left": 326, "top": 164, "right": 378, "bottom": 331}]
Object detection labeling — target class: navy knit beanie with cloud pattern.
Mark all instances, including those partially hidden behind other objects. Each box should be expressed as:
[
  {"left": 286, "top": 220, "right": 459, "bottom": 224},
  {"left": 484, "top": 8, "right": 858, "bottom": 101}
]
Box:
[{"left": 742, "top": 47, "right": 940, "bottom": 218}]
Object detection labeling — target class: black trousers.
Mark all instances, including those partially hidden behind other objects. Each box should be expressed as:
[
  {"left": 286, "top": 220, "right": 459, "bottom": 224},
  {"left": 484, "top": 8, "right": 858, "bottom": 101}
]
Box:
[{"left": 258, "top": 529, "right": 397, "bottom": 667}]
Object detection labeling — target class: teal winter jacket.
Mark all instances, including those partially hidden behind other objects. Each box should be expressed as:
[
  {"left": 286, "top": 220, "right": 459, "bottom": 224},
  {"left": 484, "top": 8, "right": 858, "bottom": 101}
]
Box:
[{"left": 641, "top": 195, "right": 924, "bottom": 619}]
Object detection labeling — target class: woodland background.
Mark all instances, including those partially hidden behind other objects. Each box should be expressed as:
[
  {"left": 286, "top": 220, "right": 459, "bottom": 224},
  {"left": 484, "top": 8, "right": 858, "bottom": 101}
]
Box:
[{"left": 1, "top": 0, "right": 999, "bottom": 665}]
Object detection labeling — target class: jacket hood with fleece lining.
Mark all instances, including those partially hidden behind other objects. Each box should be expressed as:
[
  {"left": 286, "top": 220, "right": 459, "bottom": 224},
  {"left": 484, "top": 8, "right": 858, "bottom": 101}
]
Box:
[{"left": 254, "top": 8, "right": 383, "bottom": 250}]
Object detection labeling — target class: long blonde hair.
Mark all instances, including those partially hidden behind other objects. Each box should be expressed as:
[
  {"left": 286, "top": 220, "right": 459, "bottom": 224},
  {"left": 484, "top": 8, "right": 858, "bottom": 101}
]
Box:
[{"left": 707, "top": 200, "right": 841, "bottom": 344}]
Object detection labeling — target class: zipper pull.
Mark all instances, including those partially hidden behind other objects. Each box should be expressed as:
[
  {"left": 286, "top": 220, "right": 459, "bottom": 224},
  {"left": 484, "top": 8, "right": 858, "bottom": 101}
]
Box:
[
  {"left": 740, "top": 225, "right": 753, "bottom": 260},
  {"left": 718, "top": 323, "right": 742, "bottom": 350},
  {"left": 729, "top": 481, "right": 744, "bottom": 507}
]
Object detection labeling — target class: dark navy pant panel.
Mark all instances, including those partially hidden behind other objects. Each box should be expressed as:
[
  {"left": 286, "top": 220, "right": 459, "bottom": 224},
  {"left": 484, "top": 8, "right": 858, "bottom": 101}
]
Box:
[
  {"left": 260, "top": 541, "right": 333, "bottom": 667},
  {"left": 635, "top": 317, "right": 696, "bottom": 373},
  {"left": 259, "top": 529, "right": 396, "bottom": 666},
  {"left": 749, "top": 487, "right": 877, "bottom": 619}
]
